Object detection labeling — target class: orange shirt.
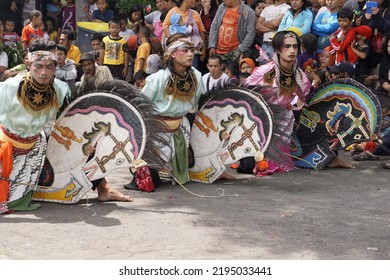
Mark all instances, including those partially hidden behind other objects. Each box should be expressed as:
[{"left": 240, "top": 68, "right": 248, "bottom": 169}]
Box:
[
  {"left": 21, "top": 24, "right": 44, "bottom": 48},
  {"left": 216, "top": 8, "right": 239, "bottom": 55}
]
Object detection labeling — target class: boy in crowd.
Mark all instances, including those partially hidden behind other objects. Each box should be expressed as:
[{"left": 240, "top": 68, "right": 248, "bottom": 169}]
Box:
[
  {"left": 21, "top": 10, "right": 44, "bottom": 50},
  {"left": 329, "top": 7, "right": 358, "bottom": 65},
  {"left": 134, "top": 26, "right": 151, "bottom": 74},
  {"left": 99, "top": 18, "right": 130, "bottom": 80}
]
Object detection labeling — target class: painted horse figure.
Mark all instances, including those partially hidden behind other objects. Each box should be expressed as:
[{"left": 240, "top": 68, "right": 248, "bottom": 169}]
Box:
[
  {"left": 293, "top": 78, "right": 382, "bottom": 169},
  {"left": 33, "top": 80, "right": 165, "bottom": 203},
  {"left": 189, "top": 87, "right": 285, "bottom": 183}
]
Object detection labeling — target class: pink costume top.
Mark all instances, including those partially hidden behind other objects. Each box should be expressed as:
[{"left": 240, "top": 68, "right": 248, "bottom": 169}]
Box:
[{"left": 245, "top": 61, "right": 311, "bottom": 109}]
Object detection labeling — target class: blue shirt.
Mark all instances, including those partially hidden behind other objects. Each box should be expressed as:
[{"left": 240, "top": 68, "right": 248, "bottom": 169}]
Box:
[
  {"left": 311, "top": 10, "right": 339, "bottom": 37},
  {"left": 92, "top": 9, "right": 114, "bottom": 23},
  {"left": 278, "top": 9, "right": 313, "bottom": 35}
]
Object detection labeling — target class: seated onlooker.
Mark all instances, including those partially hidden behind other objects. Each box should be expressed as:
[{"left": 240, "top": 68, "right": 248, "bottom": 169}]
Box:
[
  {"left": 202, "top": 55, "right": 229, "bottom": 92},
  {"left": 77, "top": 52, "right": 113, "bottom": 99},
  {"left": 55, "top": 44, "right": 77, "bottom": 97},
  {"left": 89, "top": 32, "right": 104, "bottom": 63},
  {"left": 298, "top": 33, "right": 319, "bottom": 79},
  {"left": 225, "top": 61, "right": 240, "bottom": 86},
  {"left": 0, "top": 38, "right": 9, "bottom": 80},
  {"left": 1, "top": 49, "right": 28, "bottom": 81},
  {"left": 239, "top": 58, "right": 256, "bottom": 74}
]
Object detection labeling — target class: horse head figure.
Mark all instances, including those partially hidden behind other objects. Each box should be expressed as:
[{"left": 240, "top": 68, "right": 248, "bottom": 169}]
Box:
[
  {"left": 189, "top": 87, "right": 277, "bottom": 183},
  {"left": 293, "top": 78, "right": 382, "bottom": 168},
  {"left": 33, "top": 80, "right": 165, "bottom": 203}
]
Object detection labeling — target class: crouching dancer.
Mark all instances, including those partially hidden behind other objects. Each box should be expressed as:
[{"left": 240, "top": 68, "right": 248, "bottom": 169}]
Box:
[{"left": 0, "top": 39, "right": 131, "bottom": 214}]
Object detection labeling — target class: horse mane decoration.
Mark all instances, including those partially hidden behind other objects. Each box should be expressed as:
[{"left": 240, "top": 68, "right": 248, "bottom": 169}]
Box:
[
  {"left": 189, "top": 87, "right": 287, "bottom": 183},
  {"left": 33, "top": 80, "right": 167, "bottom": 203},
  {"left": 292, "top": 78, "right": 382, "bottom": 169}
]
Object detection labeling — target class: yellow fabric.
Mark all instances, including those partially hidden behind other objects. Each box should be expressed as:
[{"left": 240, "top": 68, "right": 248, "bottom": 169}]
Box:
[
  {"left": 77, "top": 22, "right": 109, "bottom": 32},
  {"left": 102, "top": 36, "right": 127, "bottom": 65},
  {"left": 67, "top": 44, "right": 81, "bottom": 64},
  {"left": 0, "top": 130, "right": 36, "bottom": 150}
]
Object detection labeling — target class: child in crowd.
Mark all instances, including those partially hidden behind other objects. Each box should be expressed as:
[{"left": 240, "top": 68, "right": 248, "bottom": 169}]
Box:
[
  {"left": 99, "top": 19, "right": 130, "bottom": 80},
  {"left": 45, "top": 17, "right": 57, "bottom": 42},
  {"left": 21, "top": 10, "right": 44, "bottom": 50},
  {"left": 351, "top": 25, "right": 372, "bottom": 84},
  {"left": 145, "top": 54, "right": 161, "bottom": 75},
  {"left": 329, "top": 7, "right": 358, "bottom": 65},
  {"left": 89, "top": 32, "right": 104, "bottom": 63},
  {"left": 311, "top": 0, "right": 340, "bottom": 51},
  {"left": 225, "top": 61, "right": 240, "bottom": 86},
  {"left": 318, "top": 46, "right": 335, "bottom": 69},
  {"left": 127, "top": 4, "right": 145, "bottom": 34},
  {"left": 119, "top": 16, "right": 135, "bottom": 41},
  {"left": 57, "top": 0, "right": 76, "bottom": 36},
  {"left": 134, "top": 26, "right": 151, "bottom": 74},
  {"left": 84, "top": 0, "right": 98, "bottom": 22},
  {"left": 133, "top": 70, "right": 148, "bottom": 89},
  {"left": 92, "top": 0, "right": 114, "bottom": 23},
  {"left": 2, "top": 19, "right": 20, "bottom": 47},
  {"left": 239, "top": 58, "right": 256, "bottom": 74},
  {"left": 298, "top": 33, "right": 319, "bottom": 79}
]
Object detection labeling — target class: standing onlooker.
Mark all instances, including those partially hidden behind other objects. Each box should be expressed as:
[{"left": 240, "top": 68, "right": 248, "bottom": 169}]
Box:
[
  {"left": 209, "top": 0, "right": 256, "bottom": 63},
  {"left": 351, "top": 25, "right": 372, "bottom": 84},
  {"left": 376, "top": 33, "right": 390, "bottom": 117},
  {"left": 0, "top": 37, "right": 8, "bottom": 80},
  {"left": 89, "top": 32, "right": 104, "bottom": 62},
  {"left": 298, "top": 33, "right": 319, "bottom": 78},
  {"left": 59, "top": 30, "right": 81, "bottom": 64},
  {"left": 311, "top": 0, "right": 340, "bottom": 52},
  {"left": 92, "top": 0, "right": 114, "bottom": 23},
  {"left": 163, "top": 0, "right": 206, "bottom": 67},
  {"left": 0, "top": 0, "right": 22, "bottom": 35},
  {"left": 21, "top": 10, "right": 44, "bottom": 50},
  {"left": 256, "top": 0, "right": 290, "bottom": 59},
  {"left": 57, "top": 0, "right": 76, "bottom": 37},
  {"left": 329, "top": 7, "right": 357, "bottom": 65},
  {"left": 134, "top": 26, "right": 151, "bottom": 74},
  {"left": 277, "top": 0, "right": 313, "bottom": 36},
  {"left": 99, "top": 19, "right": 130, "bottom": 80},
  {"left": 145, "top": 0, "right": 167, "bottom": 38},
  {"left": 202, "top": 55, "right": 229, "bottom": 91}
]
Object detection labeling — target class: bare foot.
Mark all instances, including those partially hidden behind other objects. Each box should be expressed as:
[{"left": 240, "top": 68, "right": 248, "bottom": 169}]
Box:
[
  {"left": 97, "top": 179, "right": 133, "bottom": 202},
  {"left": 327, "top": 157, "right": 355, "bottom": 169},
  {"left": 218, "top": 171, "right": 237, "bottom": 180}
]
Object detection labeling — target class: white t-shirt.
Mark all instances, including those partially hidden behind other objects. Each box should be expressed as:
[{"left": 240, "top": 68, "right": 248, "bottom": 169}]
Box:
[
  {"left": 202, "top": 72, "right": 229, "bottom": 92},
  {"left": 260, "top": 3, "right": 291, "bottom": 42},
  {"left": 0, "top": 52, "right": 9, "bottom": 68}
]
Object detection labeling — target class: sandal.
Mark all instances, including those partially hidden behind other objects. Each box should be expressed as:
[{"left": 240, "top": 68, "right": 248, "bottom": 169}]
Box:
[
  {"left": 352, "top": 151, "right": 380, "bottom": 161},
  {"left": 381, "top": 160, "right": 390, "bottom": 169}
]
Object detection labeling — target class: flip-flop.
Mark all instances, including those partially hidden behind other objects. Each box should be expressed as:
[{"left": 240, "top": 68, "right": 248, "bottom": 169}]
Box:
[
  {"left": 352, "top": 151, "right": 380, "bottom": 161},
  {"left": 381, "top": 160, "right": 390, "bottom": 169}
]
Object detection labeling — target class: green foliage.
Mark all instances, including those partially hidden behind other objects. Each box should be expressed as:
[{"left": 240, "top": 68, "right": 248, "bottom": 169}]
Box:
[{"left": 115, "top": 0, "right": 154, "bottom": 14}]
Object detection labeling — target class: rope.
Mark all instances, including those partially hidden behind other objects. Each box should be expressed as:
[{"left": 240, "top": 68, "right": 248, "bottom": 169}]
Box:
[{"left": 169, "top": 172, "right": 239, "bottom": 198}]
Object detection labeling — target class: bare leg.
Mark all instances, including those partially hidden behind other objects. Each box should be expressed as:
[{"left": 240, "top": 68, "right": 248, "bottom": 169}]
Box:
[
  {"left": 326, "top": 157, "right": 355, "bottom": 169},
  {"left": 97, "top": 178, "right": 133, "bottom": 202}
]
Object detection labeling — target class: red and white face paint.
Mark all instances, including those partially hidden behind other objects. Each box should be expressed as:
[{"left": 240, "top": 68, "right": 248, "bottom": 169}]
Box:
[{"left": 278, "top": 37, "right": 299, "bottom": 65}]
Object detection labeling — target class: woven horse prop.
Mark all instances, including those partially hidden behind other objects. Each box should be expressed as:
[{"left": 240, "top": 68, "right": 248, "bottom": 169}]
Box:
[
  {"left": 293, "top": 78, "right": 382, "bottom": 169},
  {"left": 189, "top": 87, "right": 286, "bottom": 183},
  {"left": 33, "top": 81, "right": 164, "bottom": 203}
]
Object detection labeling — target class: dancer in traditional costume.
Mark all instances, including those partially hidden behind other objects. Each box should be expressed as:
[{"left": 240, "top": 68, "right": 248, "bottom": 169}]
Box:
[
  {"left": 245, "top": 30, "right": 311, "bottom": 174},
  {"left": 140, "top": 33, "right": 205, "bottom": 184},
  {"left": 0, "top": 39, "right": 131, "bottom": 214}
]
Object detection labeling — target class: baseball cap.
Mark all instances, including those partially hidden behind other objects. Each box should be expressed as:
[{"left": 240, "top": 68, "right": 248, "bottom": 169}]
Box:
[
  {"left": 145, "top": 54, "right": 161, "bottom": 75},
  {"left": 79, "top": 52, "right": 95, "bottom": 63},
  {"left": 327, "top": 61, "right": 355, "bottom": 77}
]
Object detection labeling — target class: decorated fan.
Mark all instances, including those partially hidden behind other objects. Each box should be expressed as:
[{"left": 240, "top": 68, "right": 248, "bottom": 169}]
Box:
[
  {"left": 189, "top": 87, "right": 277, "bottom": 183},
  {"left": 33, "top": 81, "right": 164, "bottom": 203},
  {"left": 293, "top": 78, "right": 382, "bottom": 169}
]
